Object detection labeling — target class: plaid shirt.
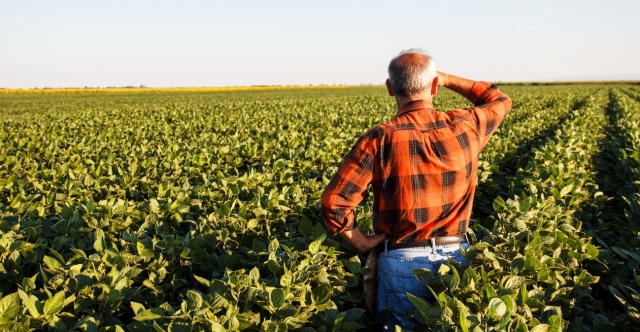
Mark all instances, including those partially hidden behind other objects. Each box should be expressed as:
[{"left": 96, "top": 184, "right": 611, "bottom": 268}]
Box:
[{"left": 321, "top": 82, "right": 511, "bottom": 243}]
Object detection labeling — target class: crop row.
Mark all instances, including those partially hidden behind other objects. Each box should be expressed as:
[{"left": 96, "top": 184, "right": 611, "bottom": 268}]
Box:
[{"left": 581, "top": 88, "right": 640, "bottom": 329}]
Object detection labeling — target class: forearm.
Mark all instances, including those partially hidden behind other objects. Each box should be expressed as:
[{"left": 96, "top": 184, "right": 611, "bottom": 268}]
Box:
[
  {"left": 438, "top": 72, "right": 477, "bottom": 101},
  {"left": 339, "top": 226, "right": 386, "bottom": 253}
]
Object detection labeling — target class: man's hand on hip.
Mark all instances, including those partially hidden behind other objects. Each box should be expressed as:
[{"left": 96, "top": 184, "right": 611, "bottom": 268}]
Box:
[{"left": 339, "top": 226, "right": 386, "bottom": 253}]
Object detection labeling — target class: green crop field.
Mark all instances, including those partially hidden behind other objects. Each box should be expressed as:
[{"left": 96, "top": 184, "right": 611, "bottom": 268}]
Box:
[{"left": 1, "top": 84, "right": 640, "bottom": 331}]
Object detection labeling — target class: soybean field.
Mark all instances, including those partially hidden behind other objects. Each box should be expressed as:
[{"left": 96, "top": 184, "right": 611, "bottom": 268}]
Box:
[{"left": 1, "top": 84, "right": 640, "bottom": 331}]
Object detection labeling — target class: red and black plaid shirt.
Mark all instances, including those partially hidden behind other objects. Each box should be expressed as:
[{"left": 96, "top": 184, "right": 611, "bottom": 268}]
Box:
[{"left": 321, "top": 82, "right": 512, "bottom": 243}]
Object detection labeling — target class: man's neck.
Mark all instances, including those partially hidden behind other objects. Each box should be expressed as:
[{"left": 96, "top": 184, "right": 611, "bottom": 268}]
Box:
[{"left": 395, "top": 94, "right": 433, "bottom": 110}]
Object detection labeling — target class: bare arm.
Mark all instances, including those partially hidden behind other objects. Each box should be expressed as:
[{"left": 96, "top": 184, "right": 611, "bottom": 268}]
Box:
[
  {"left": 339, "top": 226, "right": 386, "bottom": 253},
  {"left": 437, "top": 71, "right": 477, "bottom": 101}
]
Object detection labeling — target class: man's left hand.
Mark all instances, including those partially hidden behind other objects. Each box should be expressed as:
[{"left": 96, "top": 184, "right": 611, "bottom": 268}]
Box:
[{"left": 339, "top": 227, "right": 386, "bottom": 253}]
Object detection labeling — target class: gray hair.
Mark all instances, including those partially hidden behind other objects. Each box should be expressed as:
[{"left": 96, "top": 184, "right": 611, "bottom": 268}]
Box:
[{"left": 387, "top": 49, "right": 436, "bottom": 97}]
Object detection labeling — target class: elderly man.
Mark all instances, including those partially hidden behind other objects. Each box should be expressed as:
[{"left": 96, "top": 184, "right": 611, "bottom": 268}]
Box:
[{"left": 320, "top": 49, "right": 511, "bottom": 328}]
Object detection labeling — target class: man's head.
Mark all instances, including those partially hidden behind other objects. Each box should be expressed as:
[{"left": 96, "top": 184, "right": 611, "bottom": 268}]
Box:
[{"left": 386, "top": 49, "right": 437, "bottom": 99}]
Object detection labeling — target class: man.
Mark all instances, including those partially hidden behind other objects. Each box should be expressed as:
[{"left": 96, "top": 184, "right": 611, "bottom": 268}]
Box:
[{"left": 320, "top": 49, "right": 511, "bottom": 329}]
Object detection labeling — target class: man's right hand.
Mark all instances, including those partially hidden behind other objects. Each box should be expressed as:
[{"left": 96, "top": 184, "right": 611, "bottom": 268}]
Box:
[
  {"left": 436, "top": 71, "right": 448, "bottom": 87},
  {"left": 436, "top": 71, "right": 476, "bottom": 99}
]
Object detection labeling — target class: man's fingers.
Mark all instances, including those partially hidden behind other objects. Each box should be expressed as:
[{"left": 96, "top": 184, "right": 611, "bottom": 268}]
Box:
[{"left": 436, "top": 71, "right": 447, "bottom": 87}]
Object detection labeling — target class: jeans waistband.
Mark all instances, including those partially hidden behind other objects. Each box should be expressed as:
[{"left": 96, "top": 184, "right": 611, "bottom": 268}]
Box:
[{"left": 386, "top": 234, "right": 469, "bottom": 250}]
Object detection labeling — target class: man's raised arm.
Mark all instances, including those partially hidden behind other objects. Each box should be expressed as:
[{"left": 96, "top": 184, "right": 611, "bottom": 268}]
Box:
[{"left": 437, "top": 71, "right": 512, "bottom": 148}]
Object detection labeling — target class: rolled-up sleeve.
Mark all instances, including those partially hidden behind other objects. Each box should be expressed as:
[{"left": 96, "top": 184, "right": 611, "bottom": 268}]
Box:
[
  {"left": 321, "top": 136, "right": 375, "bottom": 236},
  {"left": 466, "top": 82, "right": 512, "bottom": 150}
]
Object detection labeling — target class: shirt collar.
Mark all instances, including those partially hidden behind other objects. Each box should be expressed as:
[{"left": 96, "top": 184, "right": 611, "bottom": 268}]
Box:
[{"left": 396, "top": 100, "right": 435, "bottom": 117}]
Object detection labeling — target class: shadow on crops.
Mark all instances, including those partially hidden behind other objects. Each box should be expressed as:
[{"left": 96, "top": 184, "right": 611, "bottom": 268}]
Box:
[
  {"left": 584, "top": 89, "right": 636, "bottom": 320},
  {"left": 592, "top": 89, "right": 634, "bottom": 206},
  {"left": 473, "top": 97, "right": 587, "bottom": 221}
]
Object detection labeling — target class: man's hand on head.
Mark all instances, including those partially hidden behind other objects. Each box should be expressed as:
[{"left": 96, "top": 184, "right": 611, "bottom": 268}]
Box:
[
  {"left": 339, "top": 226, "right": 386, "bottom": 253},
  {"left": 436, "top": 72, "right": 477, "bottom": 99},
  {"left": 437, "top": 71, "right": 448, "bottom": 87}
]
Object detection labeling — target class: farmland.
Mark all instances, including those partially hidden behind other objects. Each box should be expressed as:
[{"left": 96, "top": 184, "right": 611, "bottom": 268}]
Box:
[{"left": 1, "top": 84, "right": 640, "bottom": 331}]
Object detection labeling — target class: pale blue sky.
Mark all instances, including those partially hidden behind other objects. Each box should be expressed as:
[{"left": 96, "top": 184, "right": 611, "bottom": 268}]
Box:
[{"left": 1, "top": 1, "right": 639, "bottom": 88}]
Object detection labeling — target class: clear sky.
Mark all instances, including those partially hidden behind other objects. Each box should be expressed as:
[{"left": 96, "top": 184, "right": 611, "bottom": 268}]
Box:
[{"left": 1, "top": 1, "right": 639, "bottom": 88}]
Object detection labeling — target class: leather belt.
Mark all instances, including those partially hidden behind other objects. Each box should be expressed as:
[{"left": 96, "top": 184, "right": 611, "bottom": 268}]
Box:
[{"left": 387, "top": 234, "right": 468, "bottom": 250}]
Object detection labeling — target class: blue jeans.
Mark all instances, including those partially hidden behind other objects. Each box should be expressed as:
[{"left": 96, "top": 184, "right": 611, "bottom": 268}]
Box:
[{"left": 376, "top": 241, "right": 469, "bottom": 330}]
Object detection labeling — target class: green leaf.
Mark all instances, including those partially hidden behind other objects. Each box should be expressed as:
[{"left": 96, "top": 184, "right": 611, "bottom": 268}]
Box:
[
  {"left": 130, "top": 302, "right": 145, "bottom": 315},
  {"left": 411, "top": 268, "right": 434, "bottom": 279},
  {"left": 609, "top": 286, "right": 627, "bottom": 305},
  {"left": 516, "top": 323, "right": 529, "bottom": 332},
  {"left": 486, "top": 298, "right": 506, "bottom": 320},
  {"left": 449, "top": 266, "right": 460, "bottom": 292},
  {"left": 193, "top": 275, "right": 211, "bottom": 288},
  {"left": 584, "top": 244, "right": 599, "bottom": 258},
  {"left": 309, "top": 234, "right": 326, "bottom": 255},
  {"left": 21, "top": 274, "right": 38, "bottom": 292},
  {"left": 312, "top": 284, "right": 331, "bottom": 304},
  {"left": 460, "top": 311, "right": 469, "bottom": 332},
  {"left": 407, "top": 293, "right": 431, "bottom": 325},
  {"left": 480, "top": 265, "right": 489, "bottom": 284},
  {"left": 269, "top": 238, "right": 280, "bottom": 253},
  {"left": 505, "top": 276, "right": 526, "bottom": 290},
  {"left": 134, "top": 308, "right": 165, "bottom": 321},
  {"left": 623, "top": 249, "right": 640, "bottom": 264},
  {"left": 342, "top": 308, "right": 365, "bottom": 322},
  {"left": 0, "top": 293, "right": 19, "bottom": 320},
  {"left": 18, "top": 290, "right": 43, "bottom": 318},
  {"left": 168, "top": 320, "right": 190, "bottom": 332},
  {"left": 43, "top": 291, "right": 65, "bottom": 315},
  {"left": 280, "top": 270, "right": 293, "bottom": 289},
  {"left": 263, "top": 320, "right": 287, "bottom": 332},
  {"left": 519, "top": 197, "right": 530, "bottom": 212},
  {"left": 136, "top": 242, "right": 155, "bottom": 259},
  {"left": 346, "top": 256, "right": 361, "bottom": 274},
  {"left": 270, "top": 288, "right": 285, "bottom": 309},
  {"left": 559, "top": 183, "right": 573, "bottom": 198},
  {"left": 187, "top": 290, "right": 204, "bottom": 310},
  {"left": 482, "top": 284, "right": 498, "bottom": 301},
  {"left": 612, "top": 246, "right": 629, "bottom": 259},
  {"left": 94, "top": 229, "right": 106, "bottom": 253},
  {"left": 252, "top": 239, "right": 268, "bottom": 253},
  {"left": 520, "top": 284, "right": 529, "bottom": 305},
  {"left": 251, "top": 267, "right": 262, "bottom": 285},
  {"left": 525, "top": 256, "right": 540, "bottom": 272},
  {"left": 43, "top": 255, "right": 62, "bottom": 269},
  {"left": 492, "top": 196, "right": 506, "bottom": 211},
  {"left": 548, "top": 315, "right": 562, "bottom": 332},
  {"left": 313, "top": 222, "right": 326, "bottom": 239},
  {"left": 299, "top": 215, "right": 313, "bottom": 237},
  {"left": 537, "top": 263, "right": 549, "bottom": 281}
]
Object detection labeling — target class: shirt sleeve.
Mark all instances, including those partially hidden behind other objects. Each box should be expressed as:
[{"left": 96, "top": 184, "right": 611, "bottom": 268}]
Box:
[
  {"left": 321, "top": 135, "right": 375, "bottom": 236},
  {"left": 466, "top": 82, "right": 512, "bottom": 150}
]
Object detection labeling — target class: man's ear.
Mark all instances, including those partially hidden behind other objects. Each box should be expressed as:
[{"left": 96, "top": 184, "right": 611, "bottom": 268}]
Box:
[
  {"left": 431, "top": 77, "right": 438, "bottom": 96},
  {"left": 385, "top": 79, "right": 394, "bottom": 96}
]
